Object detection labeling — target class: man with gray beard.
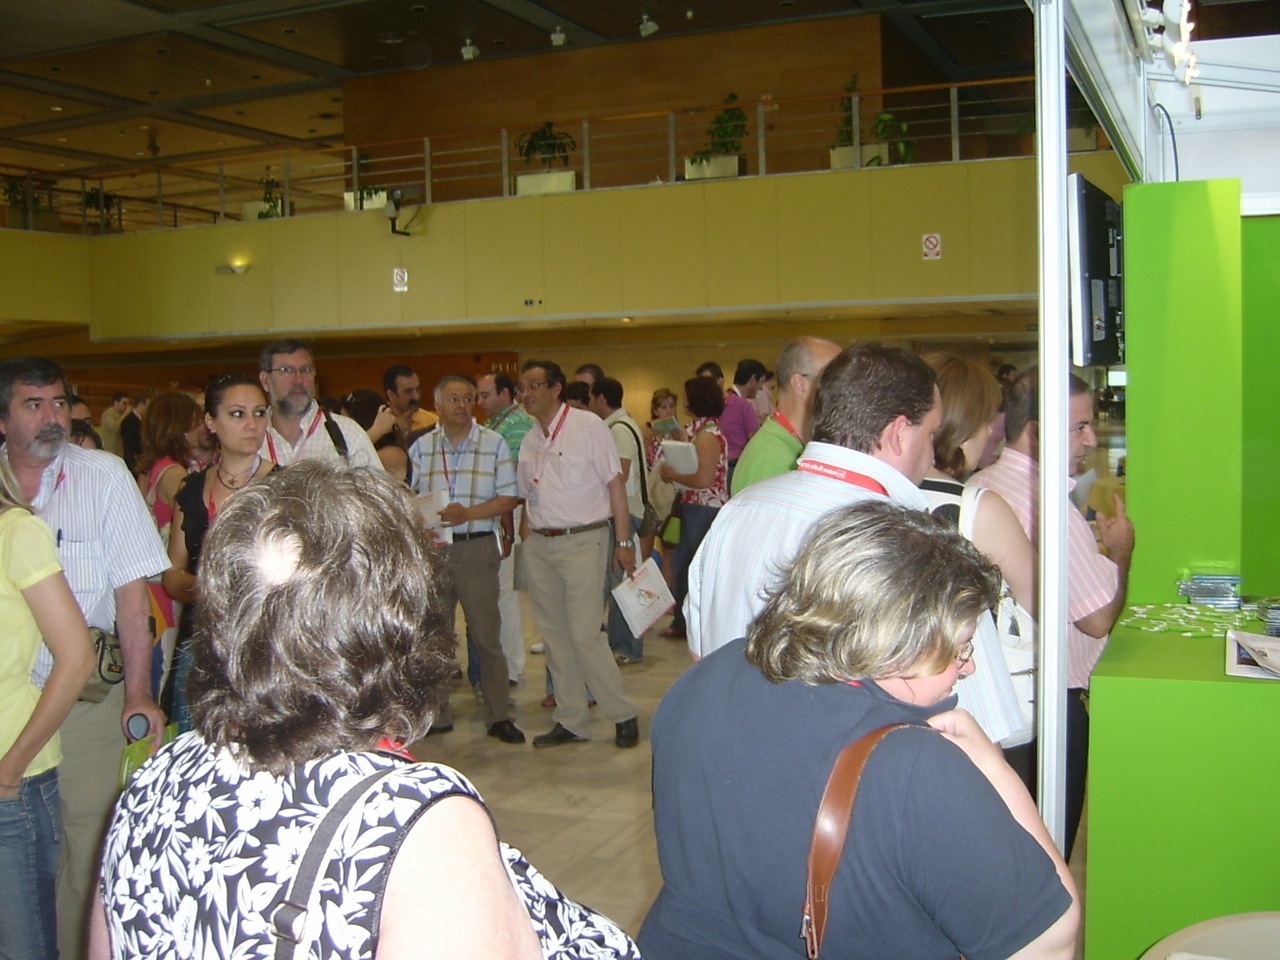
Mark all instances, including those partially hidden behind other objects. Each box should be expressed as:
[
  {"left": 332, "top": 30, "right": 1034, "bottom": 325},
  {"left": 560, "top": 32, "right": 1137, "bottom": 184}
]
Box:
[
  {"left": 0, "top": 356, "right": 168, "bottom": 959},
  {"left": 257, "top": 338, "right": 381, "bottom": 470}
]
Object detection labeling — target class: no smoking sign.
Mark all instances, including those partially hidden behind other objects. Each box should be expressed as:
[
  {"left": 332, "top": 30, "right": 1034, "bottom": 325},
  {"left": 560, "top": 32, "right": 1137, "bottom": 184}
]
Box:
[{"left": 922, "top": 233, "right": 942, "bottom": 260}]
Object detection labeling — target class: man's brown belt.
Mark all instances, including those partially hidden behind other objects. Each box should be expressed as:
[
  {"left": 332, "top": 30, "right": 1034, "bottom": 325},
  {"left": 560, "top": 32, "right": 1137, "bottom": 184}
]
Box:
[{"left": 531, "top": 519, "right": 610, "bottom": 538}]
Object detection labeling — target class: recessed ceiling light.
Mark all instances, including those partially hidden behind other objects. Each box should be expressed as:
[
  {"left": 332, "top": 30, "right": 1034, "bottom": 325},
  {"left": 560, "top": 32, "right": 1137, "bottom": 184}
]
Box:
[
  {"left": 975, "top": 19, "right": 990, "bottom": 28},
  {"left": 250, "top": 73, "right": 262, "bottom": 80},
  {"left": 156, "top": 47, "right": 169, "bottom": 54},
  {"left": 234, "top": 109, "right": 246, "bottom": 116},
  {"left": 308, "top": 128, "right": 317, "bottom": 133},
  {"left": 372, "top": 54, "right": 386, "bottom": 63},
  {"left": 283, "top": 26, "right": 297, "bottom": 34},
  {"left": 56, "top": 136, "right": 67, "bottom": 142},
  {"left": 376, "top": 30, "right": 404, "bottom": 44},
  {"left": 50, "top": 65, "right": 62, "bottom": 72},
  {"left": 50, "top": 105, "right": 63, "bottom": 112},
  {"left": 55, "top": 162, "right": 65, "bottom": 168},
  {"left": 139, "top": 124, "right": 149, "bottom": 130},
  {"left": 149, "top": 89, "right": 159, "bottom": 97},
  {"left": 410, "top": 3, "right": 426, "bottom": 10},
  {"left": 136, "top": 150, "right": 146, "bottom": 156},
  {"left": 494, "top": 37, "right": 507, "bottom": 46},
  {"left": 331, "top": 96, "right": 342, "bottom": 103}
]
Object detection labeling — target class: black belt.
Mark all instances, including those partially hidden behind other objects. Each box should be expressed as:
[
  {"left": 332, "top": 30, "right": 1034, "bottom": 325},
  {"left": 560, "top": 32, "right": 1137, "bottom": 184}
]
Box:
[
  {"left": 531, "top": 519, "right": 610, "bottom": 538},
  {"left": 451, "top": 531, "right": 495, "bottom": 542}
]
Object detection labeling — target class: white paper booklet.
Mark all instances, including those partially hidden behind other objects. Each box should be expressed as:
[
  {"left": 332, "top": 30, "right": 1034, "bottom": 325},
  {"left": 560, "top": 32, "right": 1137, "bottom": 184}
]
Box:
[
  {"left": 413, "top": 490, "right": 452, "bottom": 546},
  {"left": 1225, "top": 628, "right": 1280, "bottom": 680},
  {"left": 611, "top": 557, "right": 675, "bottom": 638},
  {"left": 659, "top": 441, "right": 699, "bottom": 482}
]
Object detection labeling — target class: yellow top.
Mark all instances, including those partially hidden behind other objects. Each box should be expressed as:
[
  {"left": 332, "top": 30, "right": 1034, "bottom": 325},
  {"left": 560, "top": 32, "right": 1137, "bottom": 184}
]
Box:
[{"left": 0, "top": 508, "right": 65, "bottom": 777}]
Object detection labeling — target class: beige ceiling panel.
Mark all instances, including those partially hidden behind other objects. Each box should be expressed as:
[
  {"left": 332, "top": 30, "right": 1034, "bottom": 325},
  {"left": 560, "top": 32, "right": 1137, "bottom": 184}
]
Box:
[
  {"left": 195, "top": 88, "right": 344, "bottom": 141},
  {"left": 0, "top": 84, "right": 105, "bottom": 129},
  {"left": 21, "top": 117, "right": 264, "bottom": 162},
  {"left": 3, "top": 33, "right": 316, "bottom": 103},
  {"left": 0, "top": 145, "right": 98, "bottom": 174}
]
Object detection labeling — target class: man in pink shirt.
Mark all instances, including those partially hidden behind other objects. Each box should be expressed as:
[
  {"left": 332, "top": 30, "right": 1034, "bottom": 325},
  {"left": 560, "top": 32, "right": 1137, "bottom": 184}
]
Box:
[
  {"left": 517, "top": 360, "right": 640, "bottom": 750},
  {"left": 697, "top": 358, "right": 765, "bottom": 490},
  {"left": 971, "top": 368, "right": 1135, "bottom": 857}
]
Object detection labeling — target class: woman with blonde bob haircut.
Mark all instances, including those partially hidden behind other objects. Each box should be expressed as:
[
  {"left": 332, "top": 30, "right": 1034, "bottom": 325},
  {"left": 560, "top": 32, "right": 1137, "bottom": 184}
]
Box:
[{"left": 640, "top": 501, "right": 1078, "bottom": 960}]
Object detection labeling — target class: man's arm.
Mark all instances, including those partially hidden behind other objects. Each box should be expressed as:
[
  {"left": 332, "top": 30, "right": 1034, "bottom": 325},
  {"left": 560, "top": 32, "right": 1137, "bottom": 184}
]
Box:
[
  {"left": 439, "top": 496, "right": 521, "bottom": 526},
  {"left": 1075, "top": 495, "right": 1135, "bottom": 639},
  {"left": 606, "top": 473, "right": 636, "bottom": 575},
  {"left": 115, "top": 578, "right": 165, "bottom": 737}
]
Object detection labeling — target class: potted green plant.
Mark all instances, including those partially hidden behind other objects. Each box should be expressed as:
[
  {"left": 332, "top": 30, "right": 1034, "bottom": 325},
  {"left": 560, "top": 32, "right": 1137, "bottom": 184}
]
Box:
[
  {"left": 344, "top": 152, "right": 388, "bottom": 211},
  {"left": 4, "top": 176, "right": 61, "bottom": 231},
  {"left": 243, "top": 170, "right": 283, "bottom": 220},
  {"left": 686, "top": 93, "right": 748, "bottom": 180},
  {"left": 865, "top": 111, "right": 918, "bottom": 166},
  {"left": 81, "top": 187, "right": 120, "bottom": 232},
  {"left": 830, "top": 73, "right": 861, "bottom": 170},
  {"left": 514, "top": 121, "right": 578, "bottom": 196}
]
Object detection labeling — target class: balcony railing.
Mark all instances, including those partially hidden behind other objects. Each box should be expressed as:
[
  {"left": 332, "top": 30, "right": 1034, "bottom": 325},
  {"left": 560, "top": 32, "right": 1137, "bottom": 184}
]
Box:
[{"left": 1, "top": 76, "right": 1103, "bottom": 235}]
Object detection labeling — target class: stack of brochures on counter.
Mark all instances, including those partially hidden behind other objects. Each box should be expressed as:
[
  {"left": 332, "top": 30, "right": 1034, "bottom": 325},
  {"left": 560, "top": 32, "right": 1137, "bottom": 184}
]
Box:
[
  {"left": 1225, "top": 628, "right": 1280, "bottom": 680},
  {"left": 1178, "top": 574, "right": 1242, "bottom": 610},
  {"left": 1255, "top": 598, "right": 1280, "bottom": 638}
]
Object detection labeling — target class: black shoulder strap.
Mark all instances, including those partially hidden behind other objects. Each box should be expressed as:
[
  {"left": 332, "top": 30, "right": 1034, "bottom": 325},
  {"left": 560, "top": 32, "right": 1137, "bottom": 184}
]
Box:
[
  {"left": 271, "top": 768, "right": 395, "bottom": 959},
  {"left": 321, "top": 410, "right": 349, "bottom": 461},
  {"left": 617, "top": 420, "right": 651, "bottom": 510}
]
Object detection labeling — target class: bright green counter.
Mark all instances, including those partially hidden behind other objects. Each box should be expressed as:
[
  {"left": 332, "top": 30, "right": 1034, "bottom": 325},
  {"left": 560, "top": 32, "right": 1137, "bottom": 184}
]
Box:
[{"left": 1085, "top": 621, "right": 1280, "bottom": 959}]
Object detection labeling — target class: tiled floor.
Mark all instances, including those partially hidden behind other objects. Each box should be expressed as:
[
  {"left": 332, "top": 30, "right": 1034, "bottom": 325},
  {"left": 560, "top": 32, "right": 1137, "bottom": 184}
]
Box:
[{"left": 407, "top": 604, "right": 693, "bottom": 935}]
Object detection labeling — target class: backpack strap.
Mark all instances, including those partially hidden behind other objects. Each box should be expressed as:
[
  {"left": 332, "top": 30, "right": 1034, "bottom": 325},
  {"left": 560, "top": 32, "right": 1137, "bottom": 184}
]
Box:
[
  {"left": 321, "top": 410, "right": 350, "bottom": 461},
  {"left": 271, "top": 768, "right": 396, "bottom": 959},
  {"left": 618, "top": 421, "right": 652, "bottom": 511}
]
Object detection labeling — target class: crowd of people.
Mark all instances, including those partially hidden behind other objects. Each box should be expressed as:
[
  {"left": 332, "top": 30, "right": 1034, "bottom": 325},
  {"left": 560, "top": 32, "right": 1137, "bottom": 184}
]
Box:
[{"left": 0, "top": 334, "right": 1133, "bottom": 959}]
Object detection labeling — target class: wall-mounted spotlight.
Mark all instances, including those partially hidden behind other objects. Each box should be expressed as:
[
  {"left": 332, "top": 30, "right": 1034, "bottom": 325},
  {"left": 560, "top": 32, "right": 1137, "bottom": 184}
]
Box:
[
  {"left": 1134, "top": 0, "right": 1199, "bottom": 84},
  {"left": 639, "top": 15, "right": 658, "bottom": 38},
  {"left": 214, "top": 262, "right": 249, "bottom": 275},
  {"left": 550, "top": 26, "right": 566, "bottom": 47},
  {"left": 461, "top": 38, "right": 479, "bottom": 61},
  {"left": 385, "top": 188, "right": 417, "bottom": 236}
]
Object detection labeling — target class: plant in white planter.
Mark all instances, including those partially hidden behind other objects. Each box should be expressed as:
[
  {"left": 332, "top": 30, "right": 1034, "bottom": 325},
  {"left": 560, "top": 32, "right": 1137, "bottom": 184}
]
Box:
[
  {"left": 865, "top": 111, "right": 918, "bottom": 166},
  {"left": 515, "top": 121, "right": 578, "bottom": 195},
  {"left": 686, "top": 93, "right": 748, "bottom": 180}
]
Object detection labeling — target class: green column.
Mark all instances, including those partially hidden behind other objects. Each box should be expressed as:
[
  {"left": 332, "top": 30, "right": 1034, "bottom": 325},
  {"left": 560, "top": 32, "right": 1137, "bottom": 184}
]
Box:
[
  {"left": 1123, "top": 180, "right": 1242, "bottom": 602},
  {"left": 1241, "top": 215, "right": 1280, "bottom": 594}
]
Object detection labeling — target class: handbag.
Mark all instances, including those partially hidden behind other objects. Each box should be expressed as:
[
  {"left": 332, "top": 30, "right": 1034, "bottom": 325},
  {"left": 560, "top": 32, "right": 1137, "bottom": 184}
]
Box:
[
  {"left": 80, "top": 627, "right": 125, "bottom": 704},
  {"left": 802, "top": 723, "right": 909, "bottom": 960},
  {"left": 619, "top": 421, "right": 661, "bottom": 538}
]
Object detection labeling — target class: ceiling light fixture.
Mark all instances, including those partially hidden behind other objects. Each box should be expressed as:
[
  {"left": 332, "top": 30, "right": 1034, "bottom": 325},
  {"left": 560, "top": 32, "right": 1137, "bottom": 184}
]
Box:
[
  {"left": 550, "top": 26, "right": 566, "bottom": 46},
  {"left": 461, "top": 38, "right": 479, "bottom": 60},
  {"left": 215, "top": 262, "right": 249, "bottom": 275},
  {"left": 639, "top": 15, "right": 659, "bottom": 38}
]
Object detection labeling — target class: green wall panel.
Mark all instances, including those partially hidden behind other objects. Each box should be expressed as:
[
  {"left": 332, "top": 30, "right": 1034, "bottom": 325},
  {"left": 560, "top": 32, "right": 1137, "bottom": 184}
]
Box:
[
  {"left": 1241, "top": 215, "right": 1280, "bottom": 595},
  {"left": 1124, "top": 180, "right": 1242, "bottom": 602}
]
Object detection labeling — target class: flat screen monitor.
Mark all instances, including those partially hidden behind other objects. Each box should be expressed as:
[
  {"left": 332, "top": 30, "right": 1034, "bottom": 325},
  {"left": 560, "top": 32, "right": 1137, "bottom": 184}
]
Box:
[{"left": 1066, "top": 173, "right": 1124, "bottom": 367}]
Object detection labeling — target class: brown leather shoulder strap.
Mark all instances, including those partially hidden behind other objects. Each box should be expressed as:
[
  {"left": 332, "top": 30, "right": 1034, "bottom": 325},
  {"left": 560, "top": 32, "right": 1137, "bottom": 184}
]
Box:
[{"left": 802, "top": 723, "right": 912, "bottom": 960}]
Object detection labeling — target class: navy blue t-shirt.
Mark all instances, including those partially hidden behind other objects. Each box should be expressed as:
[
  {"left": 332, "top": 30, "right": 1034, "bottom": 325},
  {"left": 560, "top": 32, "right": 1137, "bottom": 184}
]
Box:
[{"left": 638, "top": 638, "right": 1071, "bottom": 960}]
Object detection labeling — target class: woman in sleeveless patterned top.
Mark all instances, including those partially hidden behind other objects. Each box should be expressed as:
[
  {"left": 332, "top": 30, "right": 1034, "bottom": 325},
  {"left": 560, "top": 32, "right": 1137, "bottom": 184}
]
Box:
[{"left": 93, "top": 462, "right": 638, "bottom": 960}]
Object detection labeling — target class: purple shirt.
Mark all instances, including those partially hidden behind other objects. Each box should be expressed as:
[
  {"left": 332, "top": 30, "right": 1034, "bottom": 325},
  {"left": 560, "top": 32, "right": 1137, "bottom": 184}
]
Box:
[{"left": 720, "top": 389, "right": 760, "bottom": 461}]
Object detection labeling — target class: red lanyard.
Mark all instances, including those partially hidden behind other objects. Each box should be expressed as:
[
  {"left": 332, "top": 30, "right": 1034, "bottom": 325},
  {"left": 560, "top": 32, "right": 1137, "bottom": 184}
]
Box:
[
  {"left": 773, "top": 410, "right": 801, "bottom": 442},
  {"left": 796, "top": 458, "right": 888, "bottom": 495},
  {"left": 531, "top": 405, "right": 569, "bottom": 486},
  {"left": 264, "top": 408, "right": 324, "bottom": 465},
  {"left": 376, "top": 737, "right": 415, "bottom": 760}
]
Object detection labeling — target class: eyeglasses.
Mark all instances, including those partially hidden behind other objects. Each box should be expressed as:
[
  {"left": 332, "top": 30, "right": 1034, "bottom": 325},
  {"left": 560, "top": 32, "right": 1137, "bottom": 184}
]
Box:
[
  {"left": 522, "top": 380, "right": 549, "bottom": 391},
  {"left": 954, "top": 638, "right": 975, "bottom": 667},
  {"left": 267, "top": 364, "right": 315, "bottom": 377}
]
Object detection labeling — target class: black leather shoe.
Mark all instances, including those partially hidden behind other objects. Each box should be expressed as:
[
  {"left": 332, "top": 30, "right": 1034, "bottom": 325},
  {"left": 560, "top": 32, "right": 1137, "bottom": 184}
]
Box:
[
  {"left": 532, "top": 723, "right": 588, "bottom": 748},
  {"left": 615, "top": 718, "right": 640, "bottom": 749},
  {"left": 487, "top": 720, "right": 527, "bottom": 744}
]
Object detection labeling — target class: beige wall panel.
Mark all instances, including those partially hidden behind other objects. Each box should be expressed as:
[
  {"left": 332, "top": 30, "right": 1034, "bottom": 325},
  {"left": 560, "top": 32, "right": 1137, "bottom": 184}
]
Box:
[
  {"left": 464, "top": 197, "right": 544, "bottom": 320},
  {"left": 337, "top": 210, "right": 404, "bottom": 328},
  {"left": 704, "top": 177, "right": 779, "bottom": 308},
  {"left": 967, "top": 159, "right": 1038, "bottom": 297},
  {"left": 868, "top": 163, "right": 971, "bottom": 300},
  {"left": 89, "top": 234, "right": 147, "bottom": 339},
  {"left": 270, "top": 216, "right": 340, "bottom": 332},
  {"left": 542, "top": 190, "right": 623, "bottom": 316},
  {"left": 0, "top": 230, "right": 91, "bottom": 325},
  {"left": 776, "top": 172, "right": 874, "bottom": 303},
  {"left": 618, "top": 186, "right": 706, "bottom": 313},
  {"left": 148, "top": 229, "right": 210, "bottom": 337},
  {"left": 400, "top": 202, "right": 468, "bottom": 324},
  {"left": 207, "top": 221, "right": 274, "bottom": 335}
]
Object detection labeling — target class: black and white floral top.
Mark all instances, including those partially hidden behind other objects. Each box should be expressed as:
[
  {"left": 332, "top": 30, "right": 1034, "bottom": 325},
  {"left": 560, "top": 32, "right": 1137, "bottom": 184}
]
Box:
[{"left": 100, "top": 732, "right": 641, "bottom": 959}]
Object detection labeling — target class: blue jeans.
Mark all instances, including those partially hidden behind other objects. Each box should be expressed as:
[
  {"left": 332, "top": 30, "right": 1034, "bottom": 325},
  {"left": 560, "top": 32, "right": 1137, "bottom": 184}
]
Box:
[
  {"left": 606, "top": 515, "right": 644, "bottom": 660},
  {"left": 669, "top": 502, "right": 720, "bottom": 631},
  {"left": 0, "top": 768, "right": 61, "bottom": 960}
]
